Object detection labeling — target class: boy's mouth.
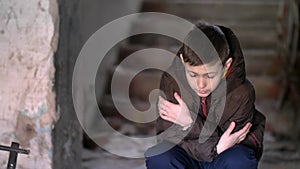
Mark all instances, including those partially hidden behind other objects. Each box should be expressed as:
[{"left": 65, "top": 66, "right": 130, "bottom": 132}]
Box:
[{"left": 197, "top": 90, "right": 209, "bottom": 95}]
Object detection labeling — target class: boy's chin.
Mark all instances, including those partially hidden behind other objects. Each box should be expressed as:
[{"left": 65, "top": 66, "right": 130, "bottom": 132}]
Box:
[{"left": 196, "top": 91, "right": 210, "bottom": 98}]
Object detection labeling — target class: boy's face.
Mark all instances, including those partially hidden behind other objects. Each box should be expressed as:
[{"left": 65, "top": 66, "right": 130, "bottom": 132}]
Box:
[{"left": 183, "top": 61, "right": 224, "bottom": 98}]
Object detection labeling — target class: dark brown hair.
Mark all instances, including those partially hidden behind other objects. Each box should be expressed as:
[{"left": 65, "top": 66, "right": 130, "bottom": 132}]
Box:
[{"left": 180, "top": 21, "right": 230, "bottom": 66}]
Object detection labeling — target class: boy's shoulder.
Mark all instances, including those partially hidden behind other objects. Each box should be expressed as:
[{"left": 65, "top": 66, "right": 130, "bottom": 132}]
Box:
[{"left": 228, "top": 79, "right": 255, "bottom": 100}]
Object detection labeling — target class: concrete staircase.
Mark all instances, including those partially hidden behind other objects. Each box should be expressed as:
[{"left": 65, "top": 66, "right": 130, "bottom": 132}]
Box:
[{"left": 98, "top": 0, "right": 286, "bottom": 129}]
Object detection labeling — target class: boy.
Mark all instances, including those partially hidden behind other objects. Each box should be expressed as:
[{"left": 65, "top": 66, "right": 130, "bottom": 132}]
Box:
[{"left": 145, "top": 21, "right": 265, "bottom": 169}]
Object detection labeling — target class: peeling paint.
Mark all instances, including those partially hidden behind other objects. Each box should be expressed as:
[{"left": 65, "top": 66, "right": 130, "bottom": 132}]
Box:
[
  {"left": 0, "top": 0, "right": 58, "bottom": 168},
  {"left": 5, "top": 7, "right": 19, "bottom": 30},
  {"left": 38, "top": 1, "right": 46, "bottom": 12},
  {"left": 15, "top": 113, "right": 37, "bottom": 147},
  {"left": 20, "top": 102, "right": 47, "bottom": 119},
  {"left": 35, "top": 118, "right": 51, "bottom": 134},
  {"left": 37, "top": 102, "right": 47, "bottom": 117},
  {"left": 47, "top": 148, "right": 52, "bottom": 160},
  {"left": 20, "top": 109, "right": 29, "bottom": 116},
  {"left": 0, "top": 132, "right": 15, "bottom": 144}
]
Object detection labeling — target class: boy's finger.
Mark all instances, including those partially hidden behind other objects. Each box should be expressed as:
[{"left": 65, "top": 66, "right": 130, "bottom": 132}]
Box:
[
  {"left": 237, "top": 135, "right": 246, "bottom": 144},
  {"left": 158, "top": 102, "right": 168, "bottom": 113},
  {"left": 225, "top": 122, "right": 235, "bottom": 135},
  {"left": 238, "top": 132, "right": 247, "bottom": 141},
  {"left": 160, "top": 113, "right": 173, "bottom": 123},
  {"left": 158, "top": 96, "right": 165, "bottom": 103},
  {"left": 160, "top": 97, "right": 176, "bottom": 109},
  {"left": 159, "top": 109, "right": 167, "bottom": 116},
  {"left": 158, "top": 96, "right": 169, "bottom": 107},
  {"left": 174, "top": 92, "right": 183, "bottom": 105},
  {"left": 235, "top": 123, "right": 252, "bottom": 136}
]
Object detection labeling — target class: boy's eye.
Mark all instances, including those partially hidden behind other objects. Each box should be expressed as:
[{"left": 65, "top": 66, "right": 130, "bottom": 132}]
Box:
[
  {"left": 207, "top": 73, "right": 216, "bottom": 79},
  {"left": 189, "top": 73, "right": 197, "bottom": 77}
]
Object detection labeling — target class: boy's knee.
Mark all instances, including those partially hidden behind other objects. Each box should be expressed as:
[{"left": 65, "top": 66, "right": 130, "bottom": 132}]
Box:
[
  {"left": 145, "top": 142, "right": 195, "bottom": 169},
  {"left": 222, "top": 157, "right": 255, "bottom": 169},
  {"left": 144, "top": 142, "right": 178, "bottom": 168},
  {"left": 144, "top": 141, "right": 175, "bottom": 158},
  {"left": 215, "top": 145, "right": 258, "bottom": 169},
  {"left": 145, "top": 150, "right": 172, "bottom": 163},
  {"left": 145, "top": 146, "right": 177, "bottom": 168}
]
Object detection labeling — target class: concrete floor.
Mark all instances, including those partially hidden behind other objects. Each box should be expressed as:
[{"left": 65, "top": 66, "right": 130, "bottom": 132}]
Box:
[
  {"left": 82, "top": 130, "right": 300, "bottom": 169},
  {"left": 82, "top": 98, "right": 300, "bottom": 169}
]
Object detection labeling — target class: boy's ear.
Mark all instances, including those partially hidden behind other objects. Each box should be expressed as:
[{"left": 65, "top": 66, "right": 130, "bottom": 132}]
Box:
[
  {"left": 224, "top": 57, "right": 233, "bottom": 71},
  {"left": 179, "top": 53, "right": 185, "bottom": 64}
]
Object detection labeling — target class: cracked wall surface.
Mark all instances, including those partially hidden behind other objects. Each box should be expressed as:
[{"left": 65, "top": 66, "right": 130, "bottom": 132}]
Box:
[{"left": 0, "top": 0, "right": 58, "bottom": 168}]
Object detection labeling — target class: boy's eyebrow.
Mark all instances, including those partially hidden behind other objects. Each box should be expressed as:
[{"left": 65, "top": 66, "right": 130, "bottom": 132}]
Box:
[{"left": 187, "top": 70, "right": 217, "bottom": 76}]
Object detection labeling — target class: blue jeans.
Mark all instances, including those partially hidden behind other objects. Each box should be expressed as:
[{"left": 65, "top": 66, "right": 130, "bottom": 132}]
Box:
[{"left": 145, "top": 141, "right": 258, "bottom": 169}]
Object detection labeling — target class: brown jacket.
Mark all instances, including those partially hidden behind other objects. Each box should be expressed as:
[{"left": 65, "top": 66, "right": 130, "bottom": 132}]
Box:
[{"left": 156, "top": 26, "right": 265, "bottom": 162}]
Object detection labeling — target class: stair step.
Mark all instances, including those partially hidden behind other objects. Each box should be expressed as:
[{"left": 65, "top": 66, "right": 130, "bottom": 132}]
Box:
[
  {"left": 99, "top": 94, "right": 158, "bottom": 122},
  {"left": 236, "top": 29, "right": 278, "bottom": 49},
  {"left": 101, "top": 75, "right": 279, "bottom": 115},
  {"left": 244, "top": 49, "right": 277, "bottom": 58},
  {"left": 116, "top": 44, "right": 179, "bottom": 67},
  {"left": 244, "top": 49, "right": 278, "bottom": 75},
  {"left": 130, "top": 18, "right": 278, "bottom": 49},
  {"left": 103, "top": 45, "right": 177, "bottom": 97},
  {"left": 141, "top": 1, "right": 282, "bottom": 21},
  {"left": 98, "top": 94, "right": 118, "bottom": 117},
  {"left": 247, "top": 75, "right": 279, "bottom": 100},
  {"left": 118, "top": 44, "right": 179, "bottom": 63},
  {"left": 108, "top": 66, "right": 163, "bottom": 100},
  {"left": 118, "top": 43, "right": 278, "bottom": 58},
  {"left": 117, "top": 44, "right": 279, "bottom": 75}
]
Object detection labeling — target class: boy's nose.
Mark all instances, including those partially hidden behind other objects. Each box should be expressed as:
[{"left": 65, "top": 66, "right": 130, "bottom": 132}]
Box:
[{"left": 197, "top": 78, "right": 207, "bottom": 89}]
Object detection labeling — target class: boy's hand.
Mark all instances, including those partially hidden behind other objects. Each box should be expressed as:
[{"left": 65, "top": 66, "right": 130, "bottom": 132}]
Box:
[
  {"left": 158, "top": 92, "right": 193, "bottom": 127},
  {"left": 216, "top": 122, "right": 252, "bottom": 154}
]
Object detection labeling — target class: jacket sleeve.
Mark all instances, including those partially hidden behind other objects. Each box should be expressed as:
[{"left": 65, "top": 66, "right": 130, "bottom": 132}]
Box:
[
  {"left": 178, "top": 119, "right": 220, "bottom": 162},
  {"left": 219, "top": 81, "right": 265, "bottom": 160},
  {"left": 156, "top": 71, "right": 179, "bottom": 135},
  {"left": 220, "top": 82, "right": 256, "bottom": 133},
  {"left": 241, "top": 110, "right": 265, "bottom": 160}
]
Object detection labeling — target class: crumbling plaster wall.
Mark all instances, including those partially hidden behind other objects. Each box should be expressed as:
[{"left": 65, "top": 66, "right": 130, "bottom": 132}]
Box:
[{"left": 0, "top": 0, "right": 58, "bottom": 168}]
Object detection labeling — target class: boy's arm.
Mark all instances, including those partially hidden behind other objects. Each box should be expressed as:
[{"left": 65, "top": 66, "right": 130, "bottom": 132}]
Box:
[
  {"left": 220, "top": 83, "right": 255, "bottom": 133},
  {"left": 156, "top": 71, "right": 179, "bottom": 134},
  {"left": 240, "top": 110, "right": 265, "bottom": 160},
  {"left": 179, "top": 121, "right": 252, "bottom": 162},
  {"left": 220, "top": 81, "right": 265, "bottom": 159},
  {"left": 179, "top": 131, "right": 220, "bottom": 162}
]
